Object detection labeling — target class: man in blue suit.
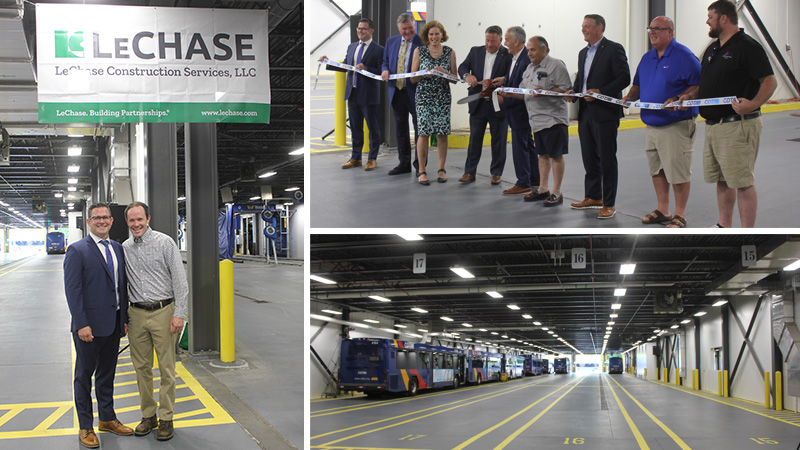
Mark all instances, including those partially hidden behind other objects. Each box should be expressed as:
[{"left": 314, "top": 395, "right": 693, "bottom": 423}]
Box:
[
  {"left": 64, "top": 202, "right": 133, "bottom": 448},
  {"left": 570, "top": 14, "right": 630, "bottom": 219},
  {"left": 382, "top": 13, "right": 422, "bottom": 176},
  {"left": 320, "top": 18, "right": 384, "bottom": 171}
]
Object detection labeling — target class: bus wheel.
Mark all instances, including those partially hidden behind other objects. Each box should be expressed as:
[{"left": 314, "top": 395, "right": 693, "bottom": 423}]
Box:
[
  {"left": 453, "top": 377, "right": 459, "bottom": 390},
  {"left": 407, "top": 378, "right": 418, "bottom": 396}
]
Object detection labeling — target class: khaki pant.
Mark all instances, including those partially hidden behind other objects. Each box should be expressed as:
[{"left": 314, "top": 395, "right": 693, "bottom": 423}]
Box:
[{"left": 128, "top": 303, "right": 178, "bottom": 420}]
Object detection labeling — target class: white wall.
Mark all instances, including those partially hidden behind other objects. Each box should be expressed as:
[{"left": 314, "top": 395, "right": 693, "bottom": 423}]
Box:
[
  {"left": 288, "top": 203, "right": 305, "bottom": 259},
  {"left": 728, "top": 296, "right": 772, "bottom": 404},
  {"left": 308, "top": 0, "right": 361, "bottom": 64}
]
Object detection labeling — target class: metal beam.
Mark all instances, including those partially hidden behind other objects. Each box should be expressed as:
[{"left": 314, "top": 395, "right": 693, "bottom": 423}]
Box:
[{"left": 728, "top": 296, "right": 766, "bottom": 387}]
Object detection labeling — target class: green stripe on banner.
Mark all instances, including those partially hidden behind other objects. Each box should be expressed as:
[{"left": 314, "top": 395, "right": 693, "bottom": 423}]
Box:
[{"left": 38, "top": 102, "right": 270, "bottom": 124}]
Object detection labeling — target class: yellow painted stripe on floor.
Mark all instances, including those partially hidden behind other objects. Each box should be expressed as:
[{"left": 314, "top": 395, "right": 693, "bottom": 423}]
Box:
[
  {"left": 33, "top": 405, "right": 71, "bottom": 432},
  {"left": 0, "top": 408, "right": 24, "bottom": 428},
  {"left": 312, "top": 383, "right": 486, "bottom": 416},
  {"left": 312, "top": 447, "right": 436, "bottom": 450},
  {"left": 609, "top": 375, "right": 691, "bottom": 449},
  {"left": 604, "top": 376, "right": 650, "bottom": 450},
  {"left": 0, "top": 257, "right": 38, "bottom": 277}
]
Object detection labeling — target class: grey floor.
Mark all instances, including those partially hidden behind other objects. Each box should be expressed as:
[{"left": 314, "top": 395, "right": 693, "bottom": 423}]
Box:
[
  {"left": 310, "top": 79, "right": 800, "bottom": 228},
  {"left": 310, "top": 372, "right": 800, "bottom": 450},
  {"left": 0, "top": 251, "right": 302, "bottom": 449}
]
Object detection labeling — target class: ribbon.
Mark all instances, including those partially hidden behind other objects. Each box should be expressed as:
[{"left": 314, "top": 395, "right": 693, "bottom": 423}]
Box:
[
  {"left": 315, "top": 59, "right": 462, "bottom": 89},
  {"left": 493, "top": 87, "right": 737, "bottom": 110}
]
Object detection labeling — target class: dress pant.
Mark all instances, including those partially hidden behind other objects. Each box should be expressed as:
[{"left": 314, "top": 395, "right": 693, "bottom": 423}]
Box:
[
  {"left": 128, "top": 303, "right": 178, "bottom": 420},
  {"left": 510, "top": 125, "right": 539, "bottom": 188},
  {"left": 348, "top": 91, "right": 381, "bottom": 161},
  {"left": 391, "top": 89, "right": 419, "bottom": 170},
  {"left": 578, "top": 114, "right": 619, "bottom": 207},
  {"left": 464, "top": 101, "right": 508, "bottom": 176},
  {"left": 73, "top": 311, "right": 121, "bottom": 429}
]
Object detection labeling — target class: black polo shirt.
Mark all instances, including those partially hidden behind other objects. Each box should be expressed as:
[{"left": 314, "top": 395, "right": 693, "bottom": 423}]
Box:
[{"left": 697, "top": 29, "right": 773, "bottom": 121}]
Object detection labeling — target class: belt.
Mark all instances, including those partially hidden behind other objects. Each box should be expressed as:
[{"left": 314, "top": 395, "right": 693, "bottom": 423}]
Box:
[
  {"left": 705, "top": 111, "right": 761, "bottom": 126},
  {"left": 131, "top": 298, "right": 174, "bottom": 311}
]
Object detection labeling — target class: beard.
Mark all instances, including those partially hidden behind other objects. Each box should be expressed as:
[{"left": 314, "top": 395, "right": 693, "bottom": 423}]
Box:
[{"left": 708, "top": 27, "right": 720, "bottom": 38}]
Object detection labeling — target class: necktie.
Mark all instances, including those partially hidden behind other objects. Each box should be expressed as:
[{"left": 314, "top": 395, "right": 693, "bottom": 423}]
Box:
[
  {"left": 396, "top": 39, "right": 408, "bottom": 90},
  {"left": 354, "top": 42, "right": 365, "bottom": 87},
  {"left": 100, "top": 240, "right": 116, "bottom": 303}
]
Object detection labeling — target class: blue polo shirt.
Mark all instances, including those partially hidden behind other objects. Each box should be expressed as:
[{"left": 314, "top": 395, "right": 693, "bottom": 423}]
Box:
[{"left": 633, "top": 39, "right": 701, "bottom": 127}]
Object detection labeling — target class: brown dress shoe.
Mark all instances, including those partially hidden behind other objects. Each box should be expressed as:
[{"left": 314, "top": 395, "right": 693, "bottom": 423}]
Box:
[
  {"left": 491, "top": 175, "right": 502, "bottom": 185},
  {"left": 79, "top": 429, "right": 100, "bottom": 448},
  {"left": 157, "top": 419, "right": 174, "bottom": 441},
  {"left": 364, "top": 159, "right": 377, "bottom": 171},
  {"left": 134, "top": 415, "right": 158, "bottom": 436},
  {"left": 502, "top": 185, "right": 532, "bottom": 196},
  {"left": 598, "top": 206, "right": 616, "bottom": 219},
  {"left": 524, "top": 190, "right": 550, "bottom": 202},
  {"left": 458, "top": 173, "right": 476, "bottom": 183},
  {"left": 341, "top": 159, "right": 362, "bottom": 169},
  {"left": 99, "top": 418, "right": 134, "bottom": 436},
  {"left": 544, "top": 193, "right": 564, "bottom": 207},
  {"left": 570, "top": 198, "right": 604, "bottom": 210}
]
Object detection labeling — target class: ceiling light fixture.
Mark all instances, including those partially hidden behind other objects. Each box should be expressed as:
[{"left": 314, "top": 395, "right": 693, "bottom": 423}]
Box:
[
  {"left": 363, "top": 319, "right": 379, "bottom": 324},
  {"left": 694, "top": 311, "right": 707, "bottom": 317},
  {"left": 67, "top": 147, "right": 82, "bottom": 156},
  {"left": 450, "top": 266, "right": 475, "bottom": 278},
  {"left": 320, "top": 309, "right": 342, "bottom": 315},
  {"left": 258, "top": 171, "right": 277, "bottom": 178},
  {"left": 462, "top": 323, "right": 473, "bottom": 327},
  {"left": 620, "top": 263, "right": 636, "bottom": 274},
  {"left": 522, "top": 314, "right": 532, "bottom": 319},
  {"left": 611, "top": 303, "right": 622, "bottom": 310},
  {"left": 533, "top": 321, "right": 542, "bottom": 326},
  {"left": 397, "top": 233, "right": 423, "bottom": 241},
  {"left": 288, "top": 147, "right": 304, "bottom": 155},
  {"left": 507, "top": 304, "right": 520, "bottom": 310},
  {"left": 712, "top": 299, "right": 728, "bottom": 307},
  {"left": 783, "top": 259, "right": 800, "bottom": 271},
  {"left": 67, "top": 165, "right": 80, "bottom": 173},
  {"left": 486, "top": 291, "right": 503, "bottom": 298},
  {"left": 369, "top": 295, "right": 391, "bottom": 302},
  {"left": 310, "top": 275, "right": 336, "bottom": 284},
  {"left": 411, "top": 307, "right": 428, "bottom": 314},
  {"left": 680, "top": 319, "right": 691, "bottom": 324},
  {"left": 440, "top": 316, "right": 454, "bottom": 322},
  {"left": 68, "top": 178, "right": 78, "bottom": 184}
]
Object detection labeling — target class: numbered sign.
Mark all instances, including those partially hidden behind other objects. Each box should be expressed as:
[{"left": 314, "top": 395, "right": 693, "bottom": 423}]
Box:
[
  {"left": 413, "top": 253, "right": 426, "bottom": 274},
  {"left": 741, "top": 245, "right": 757, "bottom": 267},
  {"left": 572, "top": 248, "right": 586, "bottom": 269}
]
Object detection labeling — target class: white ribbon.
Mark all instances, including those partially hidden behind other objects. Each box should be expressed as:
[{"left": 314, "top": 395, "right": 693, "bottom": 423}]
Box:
[
  {"left": 493, "top": 87, "right": 737, "bottom": 111},
  {"left": 315, "top": 60, "right": 462, "bottom": 89}
]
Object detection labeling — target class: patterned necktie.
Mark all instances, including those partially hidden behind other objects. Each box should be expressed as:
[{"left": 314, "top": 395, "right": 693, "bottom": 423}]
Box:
[
  {"left": 354, "top": 42, "right": 365, "bottom": 88},
  {"left": 396, "top": 39, "right": 408, "bottom": 90},
  {"left": 100, "top": 240, "right": 116, "bottom": 300}
]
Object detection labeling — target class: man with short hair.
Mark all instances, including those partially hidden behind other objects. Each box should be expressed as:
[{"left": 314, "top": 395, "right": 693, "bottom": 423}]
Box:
[
  {"left": 457, "top": 25, "right": 510, "bottom": 185},
  {"left": 319, "top": 18, "right": 384, "bottom": 171},
  {"left": 124, "top": 201, "right": 189, "bottom": 441},
  {"left": 382, "top": 14, "right": 422, "bottom": 176},
  {"left": 679, "top": 0, "right": 776, "bottom": 228},
  {"left": 622, "top": 16, "right": 701, "bottom": 228}
]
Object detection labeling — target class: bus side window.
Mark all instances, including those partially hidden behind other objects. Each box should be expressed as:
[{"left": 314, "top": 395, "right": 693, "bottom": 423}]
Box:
[
  {"left": 397, "top": 351, "right": 409, "bottom": 370},
  {"left": 433, "top": 354, "right": 441, "bottom": 369},
  {"left": 416, "top": 352, "right": 426, "bottom": 370}
]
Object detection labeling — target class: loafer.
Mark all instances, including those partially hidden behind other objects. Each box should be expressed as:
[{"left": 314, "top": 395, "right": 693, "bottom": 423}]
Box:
[
  {"left": 502, "top": 185, "right": 532, "bottom": 196},
  {"left": 491, "top": 175, "right": 502, "bottom": 185},
  {"left": 341, "top": 159, "right": 362, "bottom": 169},
  {"left": 544, "top": 193, "right": 563, "bottom": 207},
  {"left": 79, "top": 429, "right": 99, "bottom": 448},
  {"left": 598, "top": 206, "right": 616, "bottom": 219},
  {"left": 157, "top": 419, "right": 174, "bottom": 441},
  {"left": 99, "top": 418, "right": 133, "bottom": 436},
  {"left": 364, "top": 159, "right": 377, "bottom": 171},
  {"left": 570, "top": 198, "right": 603, "bottom": 210},
  {"left": 134, "top": 415, "right": 158, "bottom": 437},
  {"left": 458, "top": 174, "right": 476, "bottom": 183},
  {"left": 388, "top": 165, "right": 411, "bottom": 175},
  {"left": 524, "top": 190, "right": 550, "bottom": 202}
]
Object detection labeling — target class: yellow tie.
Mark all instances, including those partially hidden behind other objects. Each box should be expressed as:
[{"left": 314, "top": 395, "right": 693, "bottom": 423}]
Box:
[{"left": 396, "top": 39, "right": 408, "bottom": 90}]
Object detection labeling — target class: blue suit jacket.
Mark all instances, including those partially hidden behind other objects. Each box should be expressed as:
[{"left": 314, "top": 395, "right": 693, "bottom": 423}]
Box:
[
  {"left": 64, "top": 235, "right": 128, "bottom": 337},
  {"left": 458, "top": 45, "right": 510, "bottom": 116},
  {"left": 501, "top": 49, "right": 532, "bottom": 129},
  {"left": 382, "top": 34, "right": 423, "bottom": 105},
  {"left": 327, "top": 40, "right": 384, "bottom": 106},
  {"left": 573, "top": 37, "right": 630, "bottom": 122}
]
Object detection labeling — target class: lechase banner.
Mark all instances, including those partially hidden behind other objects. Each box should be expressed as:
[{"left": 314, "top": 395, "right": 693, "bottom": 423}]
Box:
[{"left": 36, "top": 4, "right": 269, "bottom": 124}]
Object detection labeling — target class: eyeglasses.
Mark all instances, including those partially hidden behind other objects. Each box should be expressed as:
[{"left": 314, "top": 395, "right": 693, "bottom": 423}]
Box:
[
  {"left": 90, "top": 215, "right": 112, "bottom": 221},
  {"left": 647, "top": 27, "right": 672, "bottom": 32},
  {"left": 356, "top": 27, "right": 371, "bottom": 31}
]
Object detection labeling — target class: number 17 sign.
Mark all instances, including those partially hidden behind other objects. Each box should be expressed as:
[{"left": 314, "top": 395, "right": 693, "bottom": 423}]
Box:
[{"left": 413, "top": 253, "right": 426, "bottom": 274}]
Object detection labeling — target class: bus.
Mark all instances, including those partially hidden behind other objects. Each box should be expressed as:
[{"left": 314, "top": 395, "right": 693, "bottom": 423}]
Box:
[
  {"left": 554, "top": 357, "right": 570, "bottom": 374},
  {"left": 608, "top": 356, "right": 623, "bottom": 374},
  {"left": 464, "top": 349, "right": 503, "bottom": 384},
  {"left": 504, "top": 355, "right": 526, "bottom": 379},
  {"left": 532, "top": 358, "right": 549, "bottom": 375},
  {"left": 337, "top": 338, "right": 464, "bottom": 397},
  {"left": 46, "top": 232, "right": 66, "bottom": 254}
]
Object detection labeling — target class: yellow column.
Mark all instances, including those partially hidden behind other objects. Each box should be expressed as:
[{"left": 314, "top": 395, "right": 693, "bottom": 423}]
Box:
[
  {"left": 644, "top": 368, "right": 647, "bottom": 380},
  {"left": 334, "top": 70, "right": 346, "bottom": 146},
  {"left": 723, "top": 369, "right": 729, "bottom": 397},
  {"left": 718, "top": 371, "right": 723, "bottom": 396},
  {"left": 765, "top": 371, "right": 771, "bottom": 409},
  {"left": 776, "top": 371, "right": 783, "bottom": 411},
  {"left": 675, "top": 368, "right": 680, "bottom": 386},
  {"left": 219, "top": 259, "right": 235, "bottom": 362},
  {"left": 663, "top": 367, "right": 668, "bottom": 383}
]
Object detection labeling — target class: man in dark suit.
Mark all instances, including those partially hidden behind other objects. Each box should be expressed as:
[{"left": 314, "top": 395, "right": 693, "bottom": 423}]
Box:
[
  {"left": 457, "top": 25, "right": 510, "bottom": 185},
  {"left": 382, "top": 13, "right": 422, "bottom": 176},
  {"left": 64, "top": 202, "right": 133, "bottom": 448},
  {"left": 570, "top": 14, "right": 630, "bottom": 219},
  {"left": 496, "top": 26, "right": 539, "bottom": 196},
  {"left": 320, "top": 18, "right": 384, "bottom": 171}
]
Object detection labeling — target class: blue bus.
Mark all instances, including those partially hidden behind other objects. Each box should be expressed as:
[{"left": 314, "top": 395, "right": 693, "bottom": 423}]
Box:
[
  {"left": 608, "top": 356, "right": 623, "bottom": 374},
  {"left": 464, "top": 349, "right": 503, "bottom": 384},
  {"left": 554, "top": 357, "right": 570, "bottom": 374},
  {"left": 46, "top": 232, "right": 66, "bottom": 254},
  {"left": 337, "top": 338, "right": 464, "bottom": 397}
]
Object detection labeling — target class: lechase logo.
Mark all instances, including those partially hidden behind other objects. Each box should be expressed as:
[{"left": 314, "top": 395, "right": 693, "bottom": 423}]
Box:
[{"left": 55, "top": 31, "right": 84, "bottom": 58}]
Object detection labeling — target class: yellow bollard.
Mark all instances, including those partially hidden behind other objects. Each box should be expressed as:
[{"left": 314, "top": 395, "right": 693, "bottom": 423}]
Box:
[
  {"left": 675, "top": 368, "right": 680, "bottom": 386},
  {"left": 776, "top": 371, "right": 783, "bottom": 411},
  {"left": 663, "top": 368, "right": 668, "bottom": 383},
  {"left": 334, "top": 70, "right": 346, "bottom": 146},
  {"left": 644, "top": 368, "right": 647, "bottom": 380},
  {"left": 765, "top": 371, "right": 771, "bottom": 409},
  {"left": 219, "top": 259, "right": 235, "bottom": 362},
  {"left": 723, "top": 370, "right": 729, "bottom": 397},
  {"left": 718, "top": 371, "right": 723, "bottom": 396}
]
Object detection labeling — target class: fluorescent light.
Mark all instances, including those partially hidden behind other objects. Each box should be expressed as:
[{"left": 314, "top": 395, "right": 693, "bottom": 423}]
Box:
[
  {"left": 54, "top": 193, "right": 63, "bottom": 198},
  {"left": 310, "top": 275, "right": 336, "bottom": 284},
  {"left": 411, "top": 307, "right": 428, "bottom": 314},
  {"left": 249, "top": 196, "right": 261, "bottom": 200},
  {"left": 620, "top": 263, "right": 636, "bottom": 274},
  {"left": 607, "top": 321, "right": 615, "bottom": 325},
  {"left": 68, "top": 178, "right": 78, "bottom": 184},
  {"left": 465, "top": 338, "right": 473, "bottom": 342},
  {"left": 479, "top": 328, "right": 488, "bottom": 332},
  {"left": 547, "top": 331, "right": 554, "bottom": 334},
  {"left": 451, "top": 333, "right": 460, "bottom": 336},
  {"left": 419, "top": 328, "right": 428, "bottom": 332},
  {"left": 491, "top": 332, "right": 499, "bottom": 335},
  {"left": 440, "top": 316, "right": 453, "bottom": 322},
  {"left": 680, "top": 319, "right": 691, "bottom": 324},
  {"left": 541, "top": 327, "right": 549, "bottom": 331},
  {"left": 783, "top": 259, "right": 800, "bottom": 271},
  {"left": 397, "top": 233, "right": 423, "bottom": 241},
  {"left": 614, "top": 288, "right": 627, "bottom": 296},
  {"left": 486, "top": 291, "right": 503, "bottom": 298},
  {"left": 670, "top": 324, "right": 679, "bottom": 329},
  {"left": 67, "top": 165, "right": 80, "bottom": 172},
  {"left": 712, "top": 300, "right": 728, "bottom": 307},
  {"left": 522, "top": 314, "right": 532, "bottom": 319},
  {"left": 501, "top": 335, "right": 509, "bottom": 338},
  {"left": 258, "top": 171, "right": 277, "bottom": 178},
  {"left": 288, "top": 147, "right": 304, "bottom": 155},
  {"left": 611, "top": 303, "right": 622, "bottom": 310},
  {"left": 394, "top": 324, "right": 408, "bottom": 328},
  {"left": 363, "top": 319, "right": 380, "bottom": 324},
  {"left": 654, "top": 329, "right": 661, "bottom": 333},
  {"left": 285, "top": 187, "right": 300, "bottom": 192},
  {"left": 694, "top": 311, "right": 707, "bottom": 317},
  {"left": 606, "top": 327, "right": 613, "bottom": 330},
  {"left": 450, "top": 267, "right": 475, "bottom": 278},
  {"left": 67, "top": 147, "right": 82, "bottom": 156},
  {"left": 553, "top": 334, "right": 558, "bottom": 337},
  {"left": 533, "top": 321, "right": 542, "bottom": 326},
  {"left": 462, "top": 323, "right": 473, "bottom": 328},
  {"left": 369, "top": 295, "right": 391, "bottom": 302},
  {"left": 320, "top": 309, "right": 342, "bottom": 315},
  {"left": 68, "top": 187, "right": 77, "bottom": 192},
  {"left": 510, "top": 338, "right": 517, "bottom": 341},
  {"left": 507, "top": 304, "right": 520, "bottom": 310},
  {"left": 177, "top": 196, "right": 186, "bottom": 201}
]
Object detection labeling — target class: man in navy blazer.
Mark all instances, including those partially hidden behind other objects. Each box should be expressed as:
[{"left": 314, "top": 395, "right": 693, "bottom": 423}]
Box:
[
  {"left": 497, "top": 26, "right": 539, "bottom": 196},
  {"left": 570, "top": 14, "right": 630, "bottom": 219},
  {"left": 64, "top": 202, "right": 132, "bottom": 448},
  {"left": 382, "top": 13, "right": 422, "bottom": 176},
  {"left": 320, "top": 18, "right": 384, "bottom": 171},
  {"left": 457, "top": 25, "right": 510, "bottom": 185}
]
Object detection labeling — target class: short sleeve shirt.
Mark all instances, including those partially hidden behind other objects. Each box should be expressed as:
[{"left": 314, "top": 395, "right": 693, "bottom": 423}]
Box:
[
  {"left": 697, "top": 29, "right": 773, "bottom": 121},
  {"left": 521, "top": 54, "right": 572, "bottom": 133},
  {"left": 633, "top": 39, "right": 701, "bottom": 127}
]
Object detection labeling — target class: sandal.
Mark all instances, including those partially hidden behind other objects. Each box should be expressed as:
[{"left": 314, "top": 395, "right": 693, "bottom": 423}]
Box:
[
  {"left": 437, "top": 169, "right": 447, "bottom": 183},
  {"left": 418, "top": 172, "right": 430, "bottom": 186},
  {"left": 665, "top": 215, "right": 686, "bottom": 228},
  {"left": 641, "top": 209, "right": 672, "bottom": 224}
]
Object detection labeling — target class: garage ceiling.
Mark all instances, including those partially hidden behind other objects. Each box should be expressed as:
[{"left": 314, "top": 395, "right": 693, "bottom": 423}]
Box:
[{"left": 311, "top": 234, "right": 799, "bottom": 355}]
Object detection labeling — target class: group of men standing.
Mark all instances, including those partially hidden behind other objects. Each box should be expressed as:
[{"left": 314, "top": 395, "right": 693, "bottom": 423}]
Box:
[
  {"left": 325, "top": 0, "right": 776, "bottom": 227},
  {"left": 64, "top": 201, "right": 188, "bottom": 448}
]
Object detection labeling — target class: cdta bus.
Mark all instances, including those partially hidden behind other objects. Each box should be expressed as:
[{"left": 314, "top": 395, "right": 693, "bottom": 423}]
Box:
[
  {"left": 337, "top": 338, "right": 464, "bottom": 397},
  {"left": 46, "top": 231, "right": 66, "bottom": 254},
  {"left": 464, "top": 349, "right": 503, "bottom": 384},
  {"left": 608, "top": 356, "right": 624, "bottom": 374},
  {"left": 531, "top": 358, "right": 548, "bottom": 375},
  {"left": 554, "top": 357, "right": 571, "bottom": 374},
  {"left": 505, "top": 355, "right": 526, "bottom": 379}
]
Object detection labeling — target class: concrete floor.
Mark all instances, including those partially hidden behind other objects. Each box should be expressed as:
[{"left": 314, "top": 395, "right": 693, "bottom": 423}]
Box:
[
  {"left": 0, "top": 251, "right": 302, "bottom": 449},
  {"left": 310, "top": 372, "right": 800, "bottom": 450},
  {"left": 310, "top": 77, "right": 800, "bottom": 228}
]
